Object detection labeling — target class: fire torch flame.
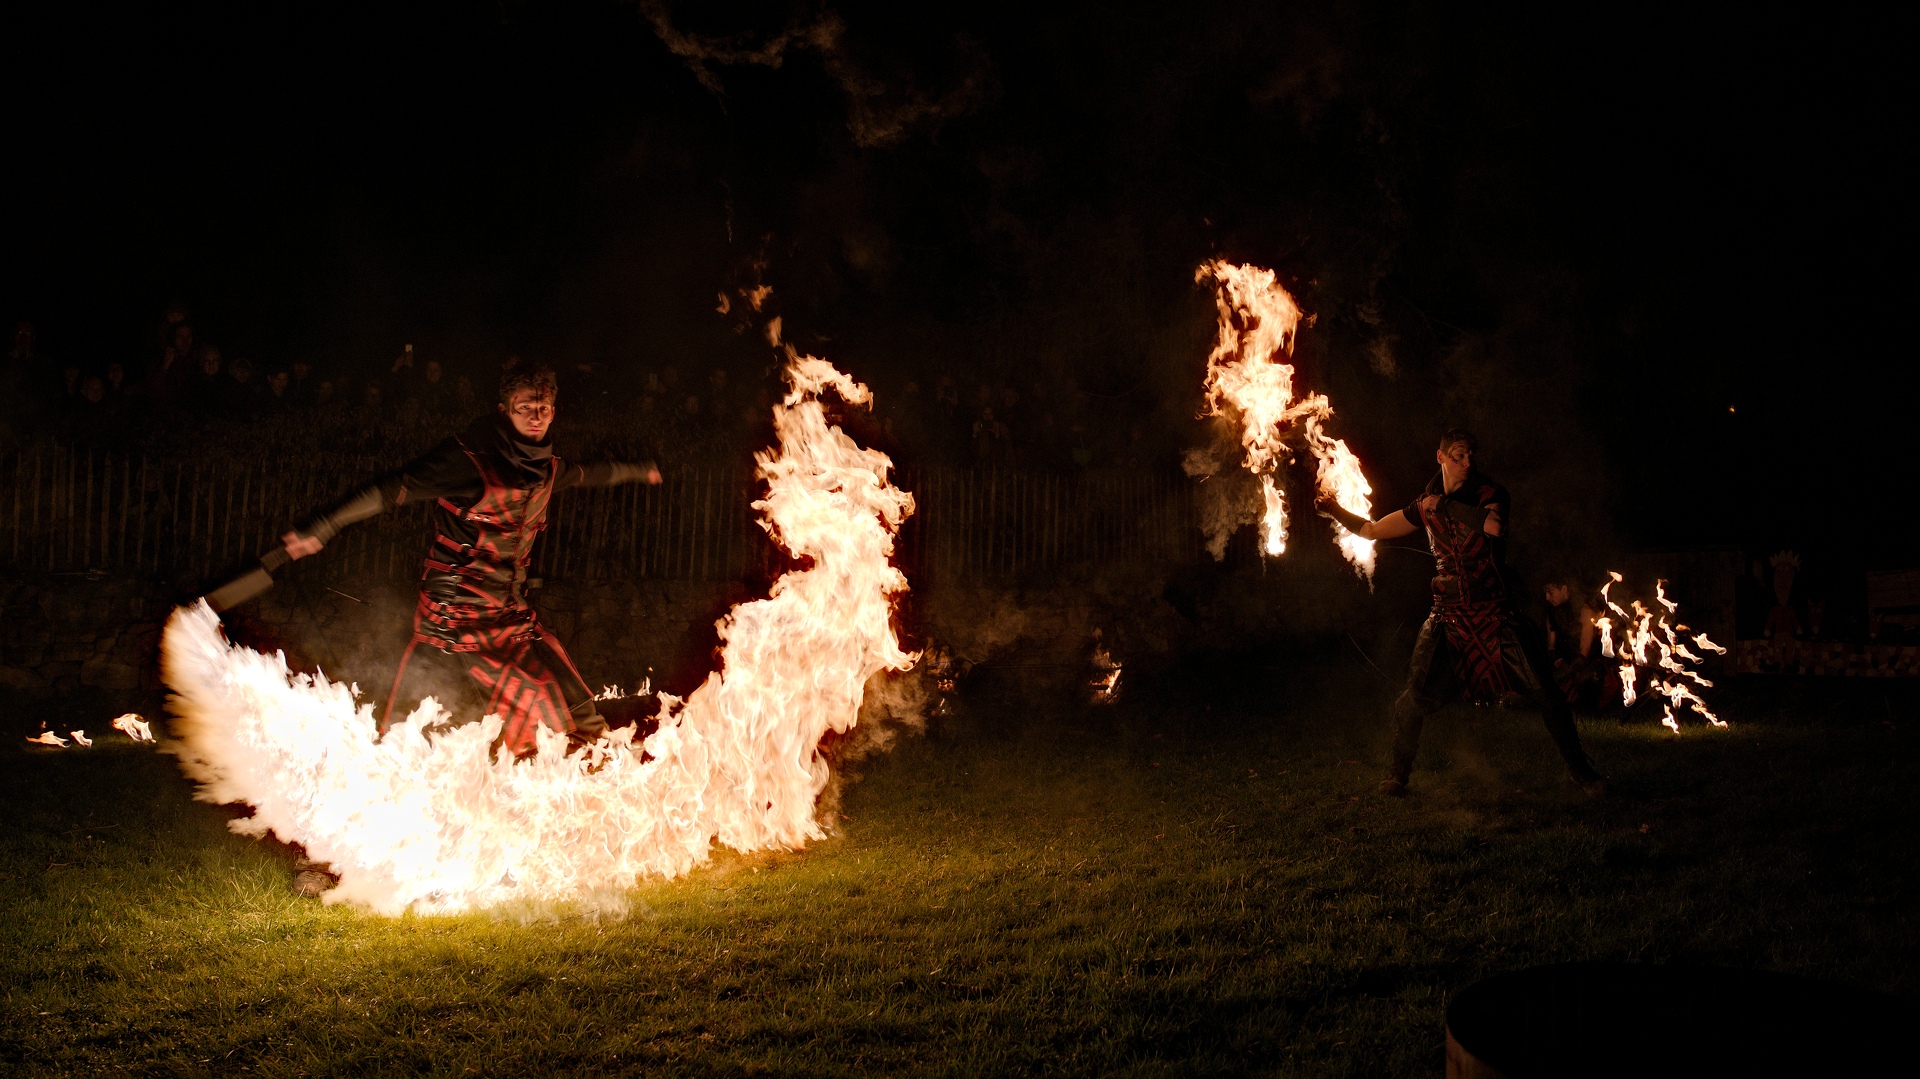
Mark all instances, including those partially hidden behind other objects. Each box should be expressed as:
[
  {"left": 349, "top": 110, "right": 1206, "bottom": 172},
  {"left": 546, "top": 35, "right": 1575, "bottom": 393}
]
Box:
[
  {"left": 1195, "top": 260, "right": 1374, "bottom": 579},
  {"left": 1692, "top": 633, "right": 1727, "bottom": 656},
  {"left": 1602, "top": 571, "right": 1628, "bottom": 619},
  {"left": 27, "top": 730, "right": 69, "bottom": 748},
  {"left": 1304, "top": 417, "right": 1376, "bottom": 581},
  {"left": 159, "top": 354, "right": 917, "bottom": 914},
  {"left": 1601, "top": 574, "right": 1726, "bottom": 732}
]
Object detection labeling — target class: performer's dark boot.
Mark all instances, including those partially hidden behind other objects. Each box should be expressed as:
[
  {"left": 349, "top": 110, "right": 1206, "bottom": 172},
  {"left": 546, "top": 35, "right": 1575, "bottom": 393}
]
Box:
[
  {"left": 1509, "top": 623, "right": 1608, "bottom": 798},
  {"left": 567, "top": 698, "right": 608, "bottom": 752},
  {"left": 1381, "top": 689, "right": 1429, "bottom": 795}
]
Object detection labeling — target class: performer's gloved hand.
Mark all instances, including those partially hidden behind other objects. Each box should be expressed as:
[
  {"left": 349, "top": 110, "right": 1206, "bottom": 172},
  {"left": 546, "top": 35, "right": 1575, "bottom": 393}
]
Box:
[
  {"left": 1315, "top": 495, "right": 1371, "bottom": 536},
  {"left": 604, "top": 461, "right": 664, "bottom": 486},
  {"left": 281, "top": 530, "right": 324, "bottom": 560}
]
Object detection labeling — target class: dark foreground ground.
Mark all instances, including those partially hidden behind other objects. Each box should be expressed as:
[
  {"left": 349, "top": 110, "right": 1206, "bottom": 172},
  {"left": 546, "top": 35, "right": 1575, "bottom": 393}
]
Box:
[{"left": 2, "top": 658, "right": 1915, "bottom": 1076}]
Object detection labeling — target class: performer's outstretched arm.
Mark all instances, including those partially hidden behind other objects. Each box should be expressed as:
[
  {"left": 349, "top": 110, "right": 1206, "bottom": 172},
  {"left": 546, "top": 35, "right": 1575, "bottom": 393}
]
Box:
[
  {"left": 1316, "top": 497, "right": 1419, "bottom": 541},
  {"left": 281, "top": 440, "right": 483, "bottom": 560},
  {"left": 556, "top": 460, "right": 663, "bottom": 489}
]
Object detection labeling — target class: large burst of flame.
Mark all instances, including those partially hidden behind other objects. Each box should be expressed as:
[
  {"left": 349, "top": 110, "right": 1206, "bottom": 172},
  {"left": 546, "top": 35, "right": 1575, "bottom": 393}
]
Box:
[
  {"left": 1196, "top": 260, "right": 1374, "bottom": 580},
  {"left": 161, "top": 355, "right": 916, "bottom": 914}
]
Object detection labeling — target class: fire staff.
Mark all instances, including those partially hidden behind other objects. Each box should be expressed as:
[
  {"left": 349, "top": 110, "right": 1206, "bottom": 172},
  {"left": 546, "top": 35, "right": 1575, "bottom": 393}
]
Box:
[
  {"left": 280, "top": 362, "right": 660, "bottom": 759},
  {"left": 1317, "top": 428, "right": 1607, "bottom": 798}
]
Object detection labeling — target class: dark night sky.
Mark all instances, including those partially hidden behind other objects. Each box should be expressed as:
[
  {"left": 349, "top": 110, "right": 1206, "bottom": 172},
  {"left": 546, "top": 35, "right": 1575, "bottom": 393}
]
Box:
[{"left": 3, "top": 2, "right": 1909, "bottom": 566}]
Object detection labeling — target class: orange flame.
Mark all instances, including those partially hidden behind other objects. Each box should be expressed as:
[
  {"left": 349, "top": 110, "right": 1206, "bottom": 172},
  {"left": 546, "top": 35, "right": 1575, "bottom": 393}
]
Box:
[
  {"left": 1195, "top": 260, "right": 1374, "bottom": 579},
  {"left": 1601, "top": 574, "right": 1725, "bottom": 731},
  {"left": 160, "top": 354, "right": 917, "bottom": 914}
]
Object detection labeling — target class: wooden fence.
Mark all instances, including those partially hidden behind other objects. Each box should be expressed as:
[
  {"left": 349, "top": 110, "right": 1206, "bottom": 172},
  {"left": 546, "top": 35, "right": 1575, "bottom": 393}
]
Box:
[{"left": 0, "top": 444, "right": 1204, "bottom": 583}]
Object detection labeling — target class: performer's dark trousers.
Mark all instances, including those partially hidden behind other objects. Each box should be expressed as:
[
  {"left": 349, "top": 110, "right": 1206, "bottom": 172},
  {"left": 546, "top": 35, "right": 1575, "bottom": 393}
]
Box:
[
  {"left": 379, "top": 630, "right": 604, "bottom": 750},
  {"left": 1388, "top": 611, "right": 1599, "bottom": 782}
]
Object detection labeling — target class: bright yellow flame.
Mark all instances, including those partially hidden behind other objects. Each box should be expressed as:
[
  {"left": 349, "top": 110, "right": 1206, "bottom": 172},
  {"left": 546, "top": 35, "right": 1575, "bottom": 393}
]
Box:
[
  {"left": 160, "top": 355, "right": 917, "bottom": 914},
  {"left": 1196, "top": 260, "right": 1374, "bottom": 579},
  {"left": 1304, "top": 417, "right": 1376, "bottom": 581},
  {"left": 27, "top": 731, "right": 69, "bottom": 748}
]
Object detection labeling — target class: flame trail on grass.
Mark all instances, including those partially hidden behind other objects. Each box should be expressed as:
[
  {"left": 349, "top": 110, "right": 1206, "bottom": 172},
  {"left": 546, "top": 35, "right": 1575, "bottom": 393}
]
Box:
[
  {"left": 1193, "top": 260, "right": 1375, "bottom": 580},
  {"left": 161, "top": 354, "right": 917, "bottom": 914}
]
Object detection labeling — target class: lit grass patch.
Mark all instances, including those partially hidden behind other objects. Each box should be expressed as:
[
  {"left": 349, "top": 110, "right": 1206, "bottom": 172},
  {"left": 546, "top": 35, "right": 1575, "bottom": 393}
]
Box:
[{"left": 2, "top": 672, "right": 1915, "bottom": 1076}]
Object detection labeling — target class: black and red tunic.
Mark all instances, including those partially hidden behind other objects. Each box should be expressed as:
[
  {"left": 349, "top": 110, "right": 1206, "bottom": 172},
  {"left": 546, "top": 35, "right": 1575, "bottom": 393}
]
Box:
[
  {"left": 298, "top": 414, "right": 653, "bottom": 756},
  {"left": 1406, "top": 469, "right": 1514, "bottom": 702}
]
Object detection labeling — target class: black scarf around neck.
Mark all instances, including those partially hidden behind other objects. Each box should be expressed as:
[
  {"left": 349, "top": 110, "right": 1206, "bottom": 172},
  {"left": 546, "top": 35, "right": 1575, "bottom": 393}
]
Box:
[{"left": 466, "top": 413, "right": 553, "bottom": 487}]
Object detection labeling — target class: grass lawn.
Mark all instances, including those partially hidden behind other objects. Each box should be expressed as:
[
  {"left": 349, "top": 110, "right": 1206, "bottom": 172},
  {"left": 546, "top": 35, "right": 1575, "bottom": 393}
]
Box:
[{"left": 2, "top": 659, "right": 1915, "bottom": 1076}]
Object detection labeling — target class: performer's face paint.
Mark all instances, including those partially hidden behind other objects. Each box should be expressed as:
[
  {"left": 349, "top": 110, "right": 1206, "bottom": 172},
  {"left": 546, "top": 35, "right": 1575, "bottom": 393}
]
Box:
[
  {"left": 500, "top": 389, "right": 556, "bottom": 440},
  {"left": 1436, "top": 441, "right": 1474, "bottom": 491}
]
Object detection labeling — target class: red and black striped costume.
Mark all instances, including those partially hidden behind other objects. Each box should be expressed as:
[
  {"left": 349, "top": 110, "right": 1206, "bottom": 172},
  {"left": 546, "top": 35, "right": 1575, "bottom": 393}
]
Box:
[
  {"left": 1386, "top": 469, "right": 1599, "bottom": 785},
  {"left": 296, "top": 414, "right": 654, "bottom": 757}
]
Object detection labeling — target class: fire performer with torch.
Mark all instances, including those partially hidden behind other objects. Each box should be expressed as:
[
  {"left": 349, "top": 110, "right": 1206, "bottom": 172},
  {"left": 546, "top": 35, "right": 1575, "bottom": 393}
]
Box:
[
  {"left": 1316, "top": 428, "right": 1608, "bottom": 799},
  {"left": 277, "top": 362, "right": 661, "bottom": 763}
]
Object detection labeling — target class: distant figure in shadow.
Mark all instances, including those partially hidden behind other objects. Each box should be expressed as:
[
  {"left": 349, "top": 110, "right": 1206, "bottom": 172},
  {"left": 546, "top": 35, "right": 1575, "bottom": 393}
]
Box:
[
  {"left": 1317, "top": 428, "right": 1607, "bottom": 799},
  {"left": 1542, "top": 577, "right": 1604, "bottom": 707}
]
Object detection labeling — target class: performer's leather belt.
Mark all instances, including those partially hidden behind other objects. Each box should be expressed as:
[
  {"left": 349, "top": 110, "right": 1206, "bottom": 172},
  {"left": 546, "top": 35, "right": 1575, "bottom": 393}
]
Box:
[{"left": 1431, "top": 575, "right": 1505, "bottom": 608}]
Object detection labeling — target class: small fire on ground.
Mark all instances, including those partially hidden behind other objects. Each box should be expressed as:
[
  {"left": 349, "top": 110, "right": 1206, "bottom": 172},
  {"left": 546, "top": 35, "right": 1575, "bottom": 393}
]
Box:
[
  {"left": 1596, "top": 573, "right": 1728, "bottom": 732},
  {"left": 1088, "top": 630, "right": 1122, "bottom": 706},
  {"left": 160, "top": 354, "right": 918, "bottom": 914},
  {"left": 1188, "top": 260, "right": 1376, "bottom": 582},
  {"left": 26, "top": 714, "right": 151, "bottom": 749}
]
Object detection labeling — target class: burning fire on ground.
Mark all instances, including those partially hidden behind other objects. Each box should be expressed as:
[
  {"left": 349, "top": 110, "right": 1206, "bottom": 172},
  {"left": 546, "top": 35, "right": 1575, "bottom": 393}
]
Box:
[
  {"left": 1186, "top": 260, "right": 1376, "bottom": 581},
  {"left": 160, "top": 354, "right": 917, "bottom": 914},
  {"left": 1596, "top": 572, "right": 1728, "bottom": 732},
  {"left": 26, "top": 714, "right": 150, "bottom": 749}
]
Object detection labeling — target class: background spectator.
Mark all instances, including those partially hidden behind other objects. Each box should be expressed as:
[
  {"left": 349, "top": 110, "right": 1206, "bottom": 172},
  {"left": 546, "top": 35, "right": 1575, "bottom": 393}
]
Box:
[
  {"left": 226, "top": 356, "right": 262, "bottom": 419},
  {"left": 185, "top": 346, "right": 225, "bottom": 417}
]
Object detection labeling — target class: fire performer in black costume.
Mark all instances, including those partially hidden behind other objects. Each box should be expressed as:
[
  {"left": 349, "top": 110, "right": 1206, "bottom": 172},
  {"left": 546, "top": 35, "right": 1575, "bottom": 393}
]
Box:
[
  {"left": 280, "top": 362, "right": 661, "bottom": 760},
  {"left": 1317, "top": 429, "right": 1607, "bottom": 799}
]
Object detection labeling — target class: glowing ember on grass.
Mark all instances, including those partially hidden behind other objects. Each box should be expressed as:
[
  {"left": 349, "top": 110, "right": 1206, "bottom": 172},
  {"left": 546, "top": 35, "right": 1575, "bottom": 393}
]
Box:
[
  {"left": 70, "top": 730, "right": 92, "bottom": 747},
  {"left": 111, "top": 714, "right": 155, "bottom": 743},
  {"left": 1192, "top": 260, "right": 1375, "bottom": 581},
  {"left": 27, "top": 731, "right": 69, "bottom": 748},
  {"left": 1596, "top": 572, "right": 1726, "bottom": 732},
  {"left": 161, "top": 354, "right": 917, "bottom": 914}
]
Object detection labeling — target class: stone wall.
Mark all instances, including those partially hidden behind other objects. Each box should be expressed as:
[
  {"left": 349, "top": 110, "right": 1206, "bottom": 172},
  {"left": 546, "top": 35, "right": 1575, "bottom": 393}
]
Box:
[{"left": 0, "top": 570, "right": 174, "bottom": 701}]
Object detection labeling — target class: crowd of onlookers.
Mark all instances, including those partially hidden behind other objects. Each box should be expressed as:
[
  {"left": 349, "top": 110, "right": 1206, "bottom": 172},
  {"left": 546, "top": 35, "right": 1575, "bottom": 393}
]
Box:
[
  {"left": 1, "top": 306, "right": 1167, "bottom": 474},
  {"left": 2, "top": 312, "right": 487, "bottom": 457}
]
